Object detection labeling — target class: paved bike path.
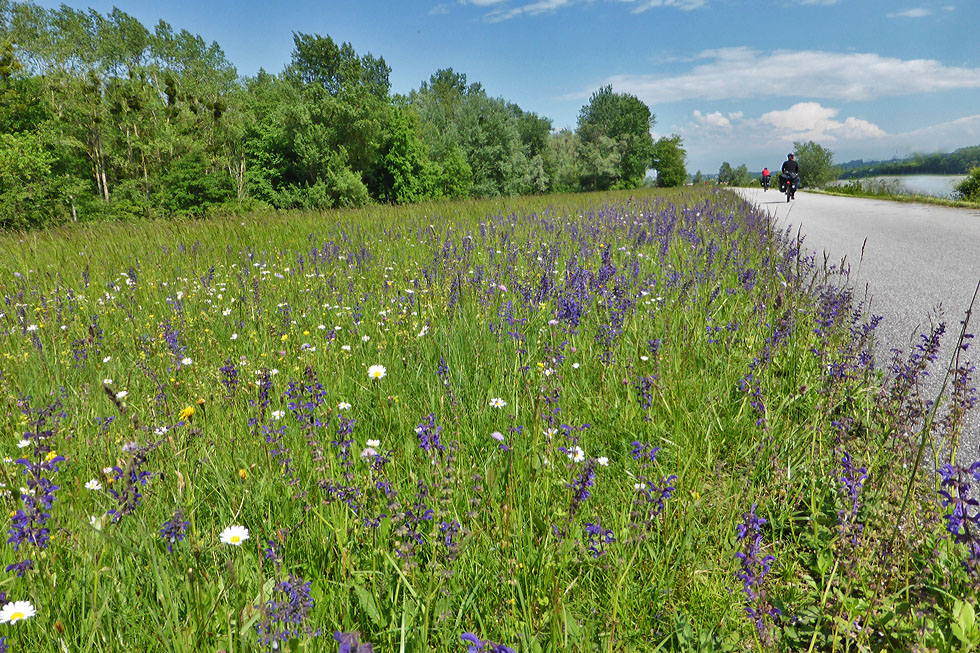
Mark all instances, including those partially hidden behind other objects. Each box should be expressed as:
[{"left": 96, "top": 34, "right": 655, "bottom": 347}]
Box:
[{"left": 733, "top": 187, "right": 980, "bottom": 451}]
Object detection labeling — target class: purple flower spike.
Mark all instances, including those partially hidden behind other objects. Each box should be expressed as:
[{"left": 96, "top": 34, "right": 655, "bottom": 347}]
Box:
[{"left": 334, "top": 630, "right": 374, "bottom": 653}]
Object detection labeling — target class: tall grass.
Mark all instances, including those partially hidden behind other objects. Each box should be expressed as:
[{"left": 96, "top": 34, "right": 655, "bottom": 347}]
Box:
[{"left": 0, "top": 188, "right": 975, "bottom": 651}]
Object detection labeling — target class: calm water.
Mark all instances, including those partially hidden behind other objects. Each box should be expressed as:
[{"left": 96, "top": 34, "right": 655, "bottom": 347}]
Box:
[{"left": 835, "top": 174, "right": 967, "bottom": 198}]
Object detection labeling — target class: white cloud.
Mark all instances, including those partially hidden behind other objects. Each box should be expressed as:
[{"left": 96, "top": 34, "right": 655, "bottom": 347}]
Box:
[
  {"left": 887, "top": 8, "right": 931, "bottom": 18},
  {"left": 800, "top": 0, "right": 838, "bottom": 4},
  {"left": 693, "top": 109, "right": 742, "bottom": 129},
  {"left": 887, "top": 114, "right": 980, "bottom": 151},
  {"left": 476, "top": 0, "right": 709, "bottom": 21},
  {"left": 688, "top": 102, "right": 885, "bottom": 145},
  {"left": 616, "top": 0, "right": 708, "bottom": 12},
  {"left": 578, "top": 47, "right": 980, "bottom": 104},
  {"left": 759, "top": 102, "right": 886, "bottom": 141},
  {"left": 483, "top": 0, "right": 575, "bottom": 21}
]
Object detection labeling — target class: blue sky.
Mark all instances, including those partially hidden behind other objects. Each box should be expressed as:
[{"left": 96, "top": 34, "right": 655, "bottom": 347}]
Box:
[{"left": 35, "top": 0, "right": 980, "bottom": 173}]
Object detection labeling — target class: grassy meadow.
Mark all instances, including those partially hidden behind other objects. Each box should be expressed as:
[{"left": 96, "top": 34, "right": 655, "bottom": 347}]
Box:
[{"left": 0, "top": 188, "right": 976, "bottom": 652}]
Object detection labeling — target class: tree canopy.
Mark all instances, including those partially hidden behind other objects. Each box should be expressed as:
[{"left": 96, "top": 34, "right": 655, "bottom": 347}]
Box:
[
  {"left": 792, "top": 140, "right": 837, "bottom": 189},
  {"left": 0, "top": 1, "right": 666, "bottom": 230}
]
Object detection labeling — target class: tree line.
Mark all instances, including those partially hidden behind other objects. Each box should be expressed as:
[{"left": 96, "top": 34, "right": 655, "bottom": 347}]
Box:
[
  {"left": 838, "top": 145, "right": 980, "bottom": 178},
  {"left": 0, "top": 1, "right": 688, "bottom": 230}
]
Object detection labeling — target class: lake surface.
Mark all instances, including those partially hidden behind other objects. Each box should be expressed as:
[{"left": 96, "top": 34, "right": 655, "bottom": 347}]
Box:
[{"left": 834, "top": 174, "right": 967, "bottom": 198}]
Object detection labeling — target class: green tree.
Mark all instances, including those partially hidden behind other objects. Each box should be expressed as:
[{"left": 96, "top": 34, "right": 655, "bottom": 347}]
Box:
[
  {"left": 377, "top": 106, "right": 436, "bottom": 204},
  {"left": 693, "top": 170, "right": 703, "bottom": 185},
  {"left": 541, "top": 129, "right": 579, "bottom": 193},
  {"left": 792, "top": 140, "right": 837, "bottom": 188},
  {"left": 651, "top": 134, "right": 687, "bottom": 187},
  {"left": 575, "top": 85, "right": 655, "bottom": 190},
  {"left": 718, "top": 162, "right": 734, "bottom": 185},
  {"left": 732, "top": 164, "right": 752, "bottom": 187}
]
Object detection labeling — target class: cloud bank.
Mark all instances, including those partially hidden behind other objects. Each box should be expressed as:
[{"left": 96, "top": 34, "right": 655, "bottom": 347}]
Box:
[{"left": 584, "top": 47, "right": 980, "bottom": 104}]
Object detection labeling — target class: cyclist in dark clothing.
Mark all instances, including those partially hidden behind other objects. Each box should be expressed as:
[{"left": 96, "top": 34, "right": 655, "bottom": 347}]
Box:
[
  {"left": 781, "top": 153, "right": 799, "bottom": 175},
  {"left": 779, "top": 153, "right": 799, "bottom": 198}
]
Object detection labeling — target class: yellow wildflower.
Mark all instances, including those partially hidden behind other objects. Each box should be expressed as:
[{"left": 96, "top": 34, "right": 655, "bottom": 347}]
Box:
[{"left": 178, "top": 406, "right": 195, "bottom": 420}]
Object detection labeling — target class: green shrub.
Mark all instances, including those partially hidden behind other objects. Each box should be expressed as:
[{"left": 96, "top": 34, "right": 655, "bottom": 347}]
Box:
[{"left": 956, "top": 167, "right": 980, "bottom": 202}]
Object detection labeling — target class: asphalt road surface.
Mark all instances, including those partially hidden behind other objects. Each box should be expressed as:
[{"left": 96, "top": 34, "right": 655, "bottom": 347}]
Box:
[{"left": 733, "top": 187, "right": 980, "bottom": 454}]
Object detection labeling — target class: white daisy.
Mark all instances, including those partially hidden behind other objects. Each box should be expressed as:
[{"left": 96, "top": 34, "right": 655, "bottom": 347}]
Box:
[
  {"left": 361, "top": 335, "right": 370, "bottom": 342},
  {"left": 16, "top": 440, "right": 30, "bottom": 449},
  {"left": 102, "top": 356, "right": 112, "bottom": 363},
  {"left": 366, "top": 439, "right": 380, "bottom": 448},
  {"left": 338, "top": 402, "right": 352, "bottom": 410},
  {"left": 0, "top": 600, "right": 36, "bottom": 624},
  {"left": 271, "top": 410, "right": 285, "bottom": 420},
  {"left": 181, "top": 357, "right": 193, "bottom": 366},
  {"left": 341, "top": 345, "right": 352, "bottom": 351},
  {"left": 219, "top": 525, "right": 249, "bottom": 546},
  {"left": 489, "top": 397, "right": 507, "bottom": 409},
  {"left": 85, "top": 479, "right": 102, "bottom": 490},
  {"left": 367, "top": 364, "right": 387, "bottom": 380},
  {"left": 103, "top": 378, "right": 113, "bottom": 385},
  {"left": 597, "top": 457, "right": 609, "bottom": 467},
  {"left": 115, "top": 390, "right": 128, "bottom": 400}
]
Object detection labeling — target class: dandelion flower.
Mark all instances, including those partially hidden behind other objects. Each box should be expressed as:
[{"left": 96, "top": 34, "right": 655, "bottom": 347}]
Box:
[
  {"left": 0, "top": 600, "right": 36, "bottom": 624},
  {"left": 219, "top": 525, "right": 249, "bottom": 546},
  {"left": 85, "top": 479, "right": 102, "bottom": 490},
  {"left": 489, "top": 397, "right": 507, "bottom": 409},
  {"left": 367, "top": 364, "right": 387, "bottom": 380},
  {"left": 178, "top": 406, "right": 195, "bottom": 420}
]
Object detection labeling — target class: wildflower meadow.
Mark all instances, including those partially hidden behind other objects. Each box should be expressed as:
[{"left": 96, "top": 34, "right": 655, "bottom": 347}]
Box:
[{"left": 0, "top": 187, "right": 977, "bottom": 651}]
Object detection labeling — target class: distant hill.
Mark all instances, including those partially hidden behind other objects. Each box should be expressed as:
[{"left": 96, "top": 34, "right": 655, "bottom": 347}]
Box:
[{"left": 838, "top": 145, "right": 980, "bottom": 178}]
